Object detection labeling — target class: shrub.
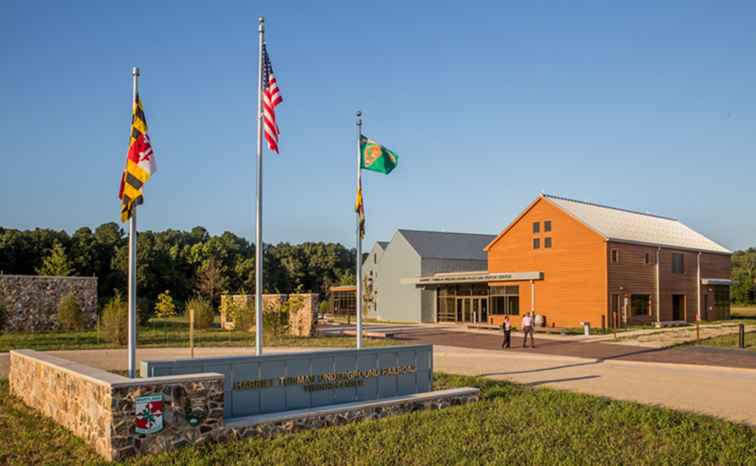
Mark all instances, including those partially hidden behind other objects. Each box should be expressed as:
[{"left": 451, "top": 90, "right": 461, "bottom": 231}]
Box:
[
  {"left": 57, "top": 294, "right": 82, "bottom": 330},
  {"left": 318, "top": 300, "right": 329, "bottom": 316},
  {"left": 101, "top": 293, "right": 128, "bottom": 345},
  {"left": 186, "top": 297, "right": 214, "bottom": 329},
  {"left": 154, "top": 290, "right": 177, "bottom": 319},
  {"left": 230, "top": 302, "right": 253, "bottom": 332}
]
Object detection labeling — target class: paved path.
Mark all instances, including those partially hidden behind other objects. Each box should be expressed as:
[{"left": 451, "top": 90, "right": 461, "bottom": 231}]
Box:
[
  {"left": 392, "top": 327, "right": 756, "bottom": 369},
  {"left": 433, "top": 345, "right": 756, "bottom": 426}
]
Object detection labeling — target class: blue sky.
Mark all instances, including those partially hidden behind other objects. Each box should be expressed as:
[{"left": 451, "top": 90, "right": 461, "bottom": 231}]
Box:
[{"left": 1, "top": 1, "right": 754, "bottom": 250}]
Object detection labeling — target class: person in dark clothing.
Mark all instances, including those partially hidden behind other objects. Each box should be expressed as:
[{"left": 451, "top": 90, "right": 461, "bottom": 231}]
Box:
[{"left": 501, "top": 316, "right": 512, "bottom": 349}]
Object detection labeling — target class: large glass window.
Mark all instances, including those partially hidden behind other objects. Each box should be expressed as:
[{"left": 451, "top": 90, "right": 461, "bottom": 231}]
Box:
[{"left": 490, "top": 286, "right": 519, "bottom": 315}]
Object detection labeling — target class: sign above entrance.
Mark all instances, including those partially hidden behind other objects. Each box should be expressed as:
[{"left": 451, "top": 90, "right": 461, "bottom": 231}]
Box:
[{"left": 402, "top": 271, "right": 543, "bottom": 286}]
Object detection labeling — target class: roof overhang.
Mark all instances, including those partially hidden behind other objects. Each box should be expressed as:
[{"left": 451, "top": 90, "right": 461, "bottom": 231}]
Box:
[
  {"left": 401, "top": 271, "right": 543, "bottom": 287},
  {"left": 701, "top": 278, "right": 732, "bottom": 286}
]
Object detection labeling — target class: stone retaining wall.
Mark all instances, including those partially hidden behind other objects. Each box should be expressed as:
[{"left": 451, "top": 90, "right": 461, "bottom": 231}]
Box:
[
  {"left": 0, "top": 274, "right": 97, "bottom": 331},
  {"left": 9, "top": 350, "right": 224, "bottom": 462}
]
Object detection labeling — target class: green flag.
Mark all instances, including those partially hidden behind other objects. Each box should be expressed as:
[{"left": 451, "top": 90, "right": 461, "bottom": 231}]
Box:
[{"left": 360, "top": 135, "right": 399, "bottom": 174}]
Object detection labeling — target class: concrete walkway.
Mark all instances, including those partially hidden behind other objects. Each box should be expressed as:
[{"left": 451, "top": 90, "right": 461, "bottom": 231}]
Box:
[
  {"left": 433, "top": 345, "right": 756, "bottom": 426},
  {"left": 2, "top": 345, "right": 754, "bottom": 426}
]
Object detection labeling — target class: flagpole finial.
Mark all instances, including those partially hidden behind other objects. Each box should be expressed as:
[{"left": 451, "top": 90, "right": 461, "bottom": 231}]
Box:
[
  {"left": 132, "top": 67, "right": 140, "bottom": 77},
  {"left": 258, "top": 16, "right": 264, "bottom": 31},
  {"left": 356, "top": 111, "right": 362, "bottom": 127}
]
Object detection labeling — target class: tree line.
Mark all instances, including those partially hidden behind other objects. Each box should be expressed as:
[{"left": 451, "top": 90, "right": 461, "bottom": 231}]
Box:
[
  {"left": 0, "top": 224, "right": 356, "bottom": 308},
  {"left": 732, "top": 248, "right": 756, "bottom": 304}
]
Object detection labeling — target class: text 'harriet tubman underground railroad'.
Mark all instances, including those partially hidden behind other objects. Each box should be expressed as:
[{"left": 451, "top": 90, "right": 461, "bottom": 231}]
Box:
[{"left": 233, "top": 365, "right": 417, "bottom": 393}]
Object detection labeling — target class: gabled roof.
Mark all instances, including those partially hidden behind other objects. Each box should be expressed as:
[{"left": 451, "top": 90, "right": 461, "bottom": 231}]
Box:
[
  {"left": 397, "top": 229, "right": 495, "bottom": 261},
  {"left": 486, "top": 194, "right": 731, "bottom": 254},
  {"left": 545, "top": 195, "right": 731, "bottom": 254}
]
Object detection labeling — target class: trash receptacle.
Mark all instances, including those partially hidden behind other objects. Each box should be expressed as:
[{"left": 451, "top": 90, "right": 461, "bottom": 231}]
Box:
[{"left": 583, "top": 322, "right": 590, "bottom": 336}]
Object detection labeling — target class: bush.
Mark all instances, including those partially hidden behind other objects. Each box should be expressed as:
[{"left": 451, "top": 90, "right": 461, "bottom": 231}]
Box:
[
  {"left": 101, "top": 293, "right": 128, "bottom": 345},
  {"left": 57, "top": 294, "right": 82, "bottom": 331},
  {"left": 186, "top": 297, "right": 214, "bottom": 329},
  {"left": 154, "top": 290, "right": 177, "bottom": 319},
  {"left": 229, "top": 302, "right": 253, "bottom": 332},
  {"left": 318, "top": 300, "right": 329, "bottom": 316}
]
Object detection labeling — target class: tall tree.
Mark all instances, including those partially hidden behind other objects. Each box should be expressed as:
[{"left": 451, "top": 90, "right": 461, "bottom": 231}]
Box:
[
  {"left": 36, "top": 240, "right": 74, "bottom": 276},
  {"left": 196, "top": 256, "right": 229, "bottom": 307}
]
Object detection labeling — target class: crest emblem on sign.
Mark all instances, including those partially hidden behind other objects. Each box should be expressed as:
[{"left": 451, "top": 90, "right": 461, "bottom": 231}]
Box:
[
  {"left": 364, "top": 142, "right": 382, "bottom": 167},
  {"left": 135, "top": 394, "right": 164, "bottom": 435}
]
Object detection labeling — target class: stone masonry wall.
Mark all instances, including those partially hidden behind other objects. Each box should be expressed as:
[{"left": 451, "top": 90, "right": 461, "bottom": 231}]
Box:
[
  {"left": 9, "top": 350, "right": 115, "bottom": 458},
  {"left": 9, "top": 350, "right": 224, "bottom": 462},
  {"left": 288, "top": 293, "right": 318, "bottom": 337},
  {"left": 220, "top": 293, "right": 318, "bottom": 337},
  {"left": 0, "top": 274, "right": 98, "bottom": 331}
]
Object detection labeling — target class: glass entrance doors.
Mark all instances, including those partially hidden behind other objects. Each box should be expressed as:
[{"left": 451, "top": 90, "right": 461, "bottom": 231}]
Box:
[{"left": 455, "top": 297, "right": 487, "bottom": 323}]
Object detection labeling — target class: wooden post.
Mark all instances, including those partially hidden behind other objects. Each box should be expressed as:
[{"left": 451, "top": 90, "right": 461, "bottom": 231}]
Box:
[
  {"left": 189, "top": 306, "right": 195, "bottom": 359},
  {"left": 696, "top": 319, "right": 700, "bottom": 342},
  {"left": 739, "top": 324, "right": 746, "bottom": 349}
]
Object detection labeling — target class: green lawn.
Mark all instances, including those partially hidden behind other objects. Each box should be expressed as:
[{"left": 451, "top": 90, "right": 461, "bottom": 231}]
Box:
[
  {"left": 0, "top": 374, "right": 754, "bottom": 465},
  {"left": 0, "top": 318, "right": 395, "bottom": 353}
]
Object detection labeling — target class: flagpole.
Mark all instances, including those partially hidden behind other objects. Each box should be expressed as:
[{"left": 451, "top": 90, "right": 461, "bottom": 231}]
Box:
[
  {"left": 255, "top": 16, "right": 265, "bottom": 355},
  {"left": 355, "top": 111, "right": 363, "bottom": 349},
  {"left": 128, "top": 66, "right": 139, "bottom": 378}
]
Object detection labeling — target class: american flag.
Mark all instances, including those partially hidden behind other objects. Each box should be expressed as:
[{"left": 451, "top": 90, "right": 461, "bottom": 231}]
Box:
[{"left": 262, "top": 44, "right": 283, "bottom": 153}]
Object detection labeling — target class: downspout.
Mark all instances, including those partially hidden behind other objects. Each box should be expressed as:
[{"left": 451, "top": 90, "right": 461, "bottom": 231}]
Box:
[
  {"left": 697, "top": 252, "right": 702, "bottom": 321},
  {"left": 530, "top": 280, "right": 535, "bottom": 313},
  {"left": 656, "top": 247, "right": 661, "bottom": 323}
]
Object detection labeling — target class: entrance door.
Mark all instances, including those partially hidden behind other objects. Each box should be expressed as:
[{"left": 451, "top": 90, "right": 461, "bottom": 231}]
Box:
[
  {"left": 672, "top": 294, "right": 685, "bottom": 321},
  {"left": 456, "top": 299, "right": 463, "bottom": 322},
  {"left": 463, "top": 299, "right": 472, "bottom": 322},
  {"left": 471, "top": 299, "right": 479, "bottom": 323}
]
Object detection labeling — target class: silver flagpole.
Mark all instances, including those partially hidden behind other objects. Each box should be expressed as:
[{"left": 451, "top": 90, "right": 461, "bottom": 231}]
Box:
[
  {"left": 355, "top": 111, "right": 363, "bottom": 349},
  {"left": 255, "top": 17, "right": 265, "bottom": 355},
  {"left": 128, "top": 66, "right": 140, "bottom": 378}
]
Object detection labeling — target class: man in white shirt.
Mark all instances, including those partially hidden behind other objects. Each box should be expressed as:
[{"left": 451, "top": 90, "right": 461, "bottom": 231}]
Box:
[{"left": 522, "top": 312, "right": 535, "bottom": 348}]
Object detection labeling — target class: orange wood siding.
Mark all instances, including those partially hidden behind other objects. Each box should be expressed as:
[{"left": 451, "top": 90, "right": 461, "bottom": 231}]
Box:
[{"left": 486, "top": 197, "right": 607, "bottom": 328}]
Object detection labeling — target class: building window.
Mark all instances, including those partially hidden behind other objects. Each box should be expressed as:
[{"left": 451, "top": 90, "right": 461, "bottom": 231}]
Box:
[
  {"left": 490, "top": 286, "right": 519, "bottom": 315},
  {"left": 610, "top": 249, "right": 620, "bottom": 264},
  {"left": 544, "top": 237, "right": 552, "bottom": 248},
  {"left": 533, "top": 238, "right": 540, "bottom": 249},
  {"left": 630, "top": 294, "right": 651, "bottom": 316},
  {"left": 672, "top": 253, "right": 684, "bottom": 274},
  {"left": 532, "top": 222, "right": 540, "bottom": 233},
  {"left": 373, "top": 254, "right": 377, "bottom": 264},
  {"left": 644, "top": 253, "right": 650, "bottom": 265},
  {"left": 544, "top": 220, "right": 552, "bottom": 232}
]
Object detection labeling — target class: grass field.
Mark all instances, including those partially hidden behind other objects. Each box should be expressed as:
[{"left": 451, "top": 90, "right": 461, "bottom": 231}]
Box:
[
  {"left": 0, "top": 374, "right": 754, "bottom": 465},
  {"left": 732, "top": 305, "right": 756, "bottom": 319},
  {"left": 0, "top": 318, "right": 394, "bottom": 353}
]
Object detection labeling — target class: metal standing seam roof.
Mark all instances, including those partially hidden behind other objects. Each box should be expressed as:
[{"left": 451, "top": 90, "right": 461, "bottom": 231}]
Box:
[
  {"left": 376, "top": 241, "right": 389, "bottom": 251},
  {"left": 397, "top": 229, "right": 496, "bottom": 260},
  {"left": 544, "top": 194, "right": 731, "bottom": 254}
]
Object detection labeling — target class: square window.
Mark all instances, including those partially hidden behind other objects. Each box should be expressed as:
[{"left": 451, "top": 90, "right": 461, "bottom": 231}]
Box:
[
  {"left": 544, "top": 237, "right": 552, "bottom": 248},
  {"left": 532, "top": 222, "right": 540, "bottom": 233},
  {"left": 544, "top": 220, "right": 552, "bottom": 232},
  {"left": 533, "top": 238, "right": 540, "bottom": 249}
]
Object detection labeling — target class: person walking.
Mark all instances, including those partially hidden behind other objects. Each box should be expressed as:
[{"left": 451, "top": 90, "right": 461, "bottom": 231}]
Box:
[
  {"left": 501, "top": 316, "right": 511, "bottom": 349},
  {"left": 522, "top": 312, "right": 535, "bottom": 348}
]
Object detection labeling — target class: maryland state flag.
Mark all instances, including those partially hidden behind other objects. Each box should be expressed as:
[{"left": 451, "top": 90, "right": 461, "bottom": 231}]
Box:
[
  {"left": 360, "top": 136, "right": 399, "bottom": 174},
  {"left": 118, "top": 93, "right": 157, "bottom": 222},
  {"left": 355, "top": 176, "right": 365, "bottom": 239}
]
